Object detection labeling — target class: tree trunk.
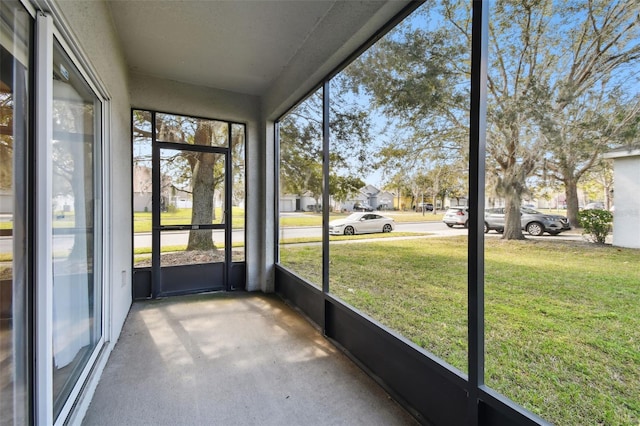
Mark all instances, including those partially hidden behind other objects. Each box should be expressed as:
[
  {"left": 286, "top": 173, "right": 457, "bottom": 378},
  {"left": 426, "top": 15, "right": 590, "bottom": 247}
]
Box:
[
  {"left": 564, "top": 177, "right": 580, "bottom": 228},
  {"left": 69, "top": 141, "right": 94, "bottom": 263},
  {"left": 187, "top": 146, "right": 217, "bottom": 251},
  {"left": 502, "top": 196, "right": 525, "bottom": 240}
]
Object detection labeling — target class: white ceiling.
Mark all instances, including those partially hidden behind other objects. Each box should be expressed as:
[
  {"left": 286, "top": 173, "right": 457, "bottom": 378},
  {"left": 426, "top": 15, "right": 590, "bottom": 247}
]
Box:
[{"left": 106, "top": 0, "right": 411, "bottom": 97}]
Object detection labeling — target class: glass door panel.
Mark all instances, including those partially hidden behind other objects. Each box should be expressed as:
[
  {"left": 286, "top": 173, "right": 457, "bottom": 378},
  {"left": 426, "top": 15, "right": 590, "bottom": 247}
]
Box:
[
  {"left": 159, "top": 149, "right": 225, "bottom": 227},
  {"left": 132, "top": 110, "right": 153, "bottom": 267},
  {"left": 156, "top": 113, "right": 229, "bottom": 147},
  {"left": 51, "top": 38, "right": 102, "bottom": 419},
  {"left": 230, "top": 124, "right": 245, "bottom": 262}
]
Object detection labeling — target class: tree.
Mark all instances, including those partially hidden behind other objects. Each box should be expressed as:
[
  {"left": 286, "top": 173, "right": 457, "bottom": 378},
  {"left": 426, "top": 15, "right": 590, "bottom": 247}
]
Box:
[
  {"left": 449, "top": 0, "right": 640, "bottom": 236},
  {"left": 407, "top": 171, "right": 433, "bottom": 210},
  {"left": 187, "top": 128, "right": 226, "bottom": 250},
  {"left": 0, "top": 92, "right": 13, "bottom": 193},
  {"left": 279, "top": 81, "right": 373, "bottom": 213},
  {"left": 52, "top": 96, "right": 96, "bottom": 259},
  {"left": 384, "top": 172, "right": 412, "bottom": 210},
  {"left": 347, "top": 0, "right": 640, "bottom": 239},
  {"left": 530, "top": 1, "right": 640, "bottom": 227},
  {"left": 329, "top": 174, "right": 365, "bottom": 211},
  {"left": 429, "top": 162, "right": 468, "bottom": 209},
  {"left": 134, "top": 112, "right": 238, "bottom": 252},
  {"left": 580, "top": 160, "right": 614, "bottom": 208},
  {"left": 279, "top": 91, "right": 324, "bottom": 200},
  {"left": 230, "top": 125, "right": 246, "bottom": 209},
  {"left": 343, "top": 6, "right": 469, "bottom": 192},
  {"left": 156, "top": 116, "right": 229, "bottom": 251}
]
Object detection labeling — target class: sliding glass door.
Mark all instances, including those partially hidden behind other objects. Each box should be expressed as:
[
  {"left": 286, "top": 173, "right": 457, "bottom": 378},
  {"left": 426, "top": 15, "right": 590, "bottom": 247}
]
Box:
[
  {"left": 1, "top": 5, "right": 107, "bottom": 425},
  {"left": 50, "top": 38, "right": 103, "bottom": 420}
]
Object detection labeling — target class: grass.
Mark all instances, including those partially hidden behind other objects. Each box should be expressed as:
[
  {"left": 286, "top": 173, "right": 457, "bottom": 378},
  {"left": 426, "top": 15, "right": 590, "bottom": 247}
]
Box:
[
  {"left": 279, "top": 236, "right": 640, "bottom": 426},
  {"left": 279, "top": 232, "right": 426, "bottom": 245},
  {"left": 133, "top": 207, "right": 246, "bottom": 232}
]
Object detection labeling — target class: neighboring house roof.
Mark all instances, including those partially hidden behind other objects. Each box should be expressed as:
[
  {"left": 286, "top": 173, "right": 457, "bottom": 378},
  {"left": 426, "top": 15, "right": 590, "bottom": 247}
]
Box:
[
  {"left": 282, "top": 184, "right": 388, "bottom": 203},
  {"left": 360, "top": 184, "right": 380, "bottom": 196},
  {"left": 603, "top": 148, "right": 640, "bottom": 159}
]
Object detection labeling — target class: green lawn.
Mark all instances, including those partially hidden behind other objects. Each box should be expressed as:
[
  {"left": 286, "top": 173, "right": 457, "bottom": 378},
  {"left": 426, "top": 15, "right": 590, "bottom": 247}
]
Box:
[
  {"left": 133, "top": 207, "right": 246, "bottom": 232},
  {"left": 279, "top": 237, "right": 640, "bottom": 426},
  {"left": 279, "top": 231, "right": 426, "bottom": 245}
]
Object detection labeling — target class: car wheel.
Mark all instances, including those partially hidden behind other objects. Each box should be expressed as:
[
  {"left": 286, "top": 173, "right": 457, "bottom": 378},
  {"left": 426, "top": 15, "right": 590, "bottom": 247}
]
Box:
[
  {"left": 446, "top": 223, "right": 454, "bottom": 228},
  {"left": 484, "top": 222, "right": 489, "bottom": 233},
  {"left": 464, "top": 220, "right": 469, "bottom": 228},
  {"left": 344, "top": 226, "right": 355, "bottom": 236},
  {"left": 526, "top": 222, "right": 544, "bottom": 236},
  {"left": 382, "top": 224, "right": 392, "bottom": 233}
]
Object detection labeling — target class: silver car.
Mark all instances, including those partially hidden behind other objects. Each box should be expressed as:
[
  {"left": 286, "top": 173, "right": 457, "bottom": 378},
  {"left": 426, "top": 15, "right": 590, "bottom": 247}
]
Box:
[{"left": 484, "top": 207, "right": 571, "bottom": 236}]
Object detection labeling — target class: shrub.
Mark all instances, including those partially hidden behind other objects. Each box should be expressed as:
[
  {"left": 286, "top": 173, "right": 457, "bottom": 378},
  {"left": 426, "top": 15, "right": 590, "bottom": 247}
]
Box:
[{"left": 578, "top": 209, "right": 613, "bottom": 244}]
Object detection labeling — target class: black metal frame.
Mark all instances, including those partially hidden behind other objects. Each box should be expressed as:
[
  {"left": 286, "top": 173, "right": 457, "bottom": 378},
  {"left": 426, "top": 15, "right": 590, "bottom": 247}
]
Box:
[
  {"left": 274, "top": 1, "right": 552, "bottom": 425},
  {"left": 131, "top": 109, "right": 247, "bottom": 299},
  {"left": 467, "top": 1, "right": 488, "bottom": 424}
]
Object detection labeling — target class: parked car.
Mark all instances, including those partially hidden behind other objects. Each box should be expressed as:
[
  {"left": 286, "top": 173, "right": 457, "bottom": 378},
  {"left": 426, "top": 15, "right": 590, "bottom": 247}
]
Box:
[
  {"left": 329, "top": 212, "right": 395, "bottom": 235},
  {"left": 416, "top": 202, "right": 434, "bottom": 212},
  {"left": 484, "top": 207, "right": 571, "bottom": 236},
  {"left": 443, "top": 206, "right": 469, "bottom": 228},
  {"left": 353, "top": 202, "right": 374, "bottom": 212},
  {"left": 583, "top": 202, "right": 605, "bottom": 210}
]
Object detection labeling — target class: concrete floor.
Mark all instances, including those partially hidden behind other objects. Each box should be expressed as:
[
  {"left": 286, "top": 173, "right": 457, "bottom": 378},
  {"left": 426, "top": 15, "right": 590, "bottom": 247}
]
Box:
[{"left": 82, "top": 292, "right": 418, "bottom": 425}]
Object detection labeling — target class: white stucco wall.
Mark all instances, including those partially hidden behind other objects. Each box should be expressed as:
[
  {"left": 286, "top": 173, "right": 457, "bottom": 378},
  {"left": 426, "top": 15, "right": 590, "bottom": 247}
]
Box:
[{"left": 611, "top": 155, "right": 640, "bottom": 248}]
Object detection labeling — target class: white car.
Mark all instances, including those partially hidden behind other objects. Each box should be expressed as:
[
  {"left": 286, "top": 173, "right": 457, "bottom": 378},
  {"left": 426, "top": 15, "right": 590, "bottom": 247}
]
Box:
[
  {"left": 329, "top": 212, "right": 395, "bottom": 235},
  {"left": 443, "top": 206, "right": 469, "bottom": 228}
]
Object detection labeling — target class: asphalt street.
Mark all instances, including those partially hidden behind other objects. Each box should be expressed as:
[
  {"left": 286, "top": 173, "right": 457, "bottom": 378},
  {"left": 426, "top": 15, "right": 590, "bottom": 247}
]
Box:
[{"left": 0, "top": 221, "right": 585, "bottom": 255}]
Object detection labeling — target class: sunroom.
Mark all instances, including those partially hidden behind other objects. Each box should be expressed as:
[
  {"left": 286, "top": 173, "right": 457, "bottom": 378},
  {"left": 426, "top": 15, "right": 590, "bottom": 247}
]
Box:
[{"left": 2, "top": 0, "right": 638, "bottom": 425}]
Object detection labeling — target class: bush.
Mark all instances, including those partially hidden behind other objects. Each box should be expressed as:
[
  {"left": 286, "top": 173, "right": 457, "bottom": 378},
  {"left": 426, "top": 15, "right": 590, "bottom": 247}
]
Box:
[{"left": 578, "top": 209, "right": 613, "bottom": 244}]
